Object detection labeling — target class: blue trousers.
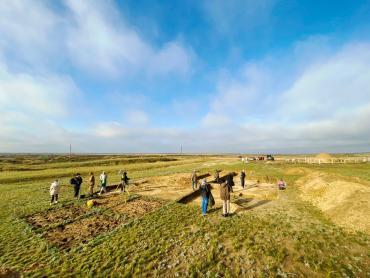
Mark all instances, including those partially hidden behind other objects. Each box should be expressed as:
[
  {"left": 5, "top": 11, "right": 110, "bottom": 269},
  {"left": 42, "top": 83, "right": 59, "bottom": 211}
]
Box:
[{"left": 201, "top": 196, "right": 209, "bottom": 215}]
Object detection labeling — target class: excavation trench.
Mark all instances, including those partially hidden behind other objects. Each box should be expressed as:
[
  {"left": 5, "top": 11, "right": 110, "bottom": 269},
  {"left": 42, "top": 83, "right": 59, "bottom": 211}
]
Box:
[{"left": 26, "top": 195, "right": 165, "bottom": 250}]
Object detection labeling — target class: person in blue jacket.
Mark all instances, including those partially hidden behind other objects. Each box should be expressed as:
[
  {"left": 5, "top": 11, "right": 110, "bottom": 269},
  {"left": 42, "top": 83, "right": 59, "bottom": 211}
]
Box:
[{"left": 199, "top": 178, "right": 211, "bottom": 216}]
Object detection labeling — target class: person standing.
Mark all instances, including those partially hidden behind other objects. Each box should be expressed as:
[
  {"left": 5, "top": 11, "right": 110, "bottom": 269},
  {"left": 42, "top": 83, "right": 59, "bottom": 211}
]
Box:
[
  {"left": 191, "top": 170, "right": 197, "bottom": 190},
  {"left": 214, "top": 170, "right": 220, "bottom": 183},
  {"left": 220, "top": 178, "right": 232, "bottom": 216},
  {"left": 88, "top": 172, "right": 95, "bottom": 196},
  {"left": 120, "top": 171, "right": 130, "bottom": 192},
  {"left": 240, "top": 170, "right": 246, "bottom": 188},
  {"left": 199, "top": 178, "right": 211, "bottom": 216},
  {"left": 70, "top": 173, "right": 83, "bottom": 199},
  {"left": 226, "top": 173, "right": 234, "bottom": 190},
  {"left": 49, "top": 179, "right": 60, "bottom": 205},
  {"left": 99, "top": 171, "right": 108, "bottom": 194}
]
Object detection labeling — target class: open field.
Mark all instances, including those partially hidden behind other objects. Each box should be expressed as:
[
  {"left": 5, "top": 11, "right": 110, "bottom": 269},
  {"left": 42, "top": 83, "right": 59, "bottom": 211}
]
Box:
[{"left": 0, "top": 154, "right": 369, "bottom": 277}]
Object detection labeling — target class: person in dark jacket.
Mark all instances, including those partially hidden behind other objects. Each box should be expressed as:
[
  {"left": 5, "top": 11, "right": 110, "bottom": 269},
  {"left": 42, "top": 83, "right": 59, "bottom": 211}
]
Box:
[
  {"left": 199, "top": 178, "right": 211, "bottom": 216},
  {"left": 214, "top": 170, "right": 220, "bottom": 183},
  {"left": 70, "top": 173, "right": 83, "bottom": 199},
  {"left": 120, "top": 171, "right": 130, "bottom": 192},
  {"left": 226, "top": 174, "right": 234, "bottom": 190},
  {"left": 240, "top": 170, "right": 246, "bottom": 188},
  {"left": 220, "top": 179, "right": 232, "bottom": 217}
]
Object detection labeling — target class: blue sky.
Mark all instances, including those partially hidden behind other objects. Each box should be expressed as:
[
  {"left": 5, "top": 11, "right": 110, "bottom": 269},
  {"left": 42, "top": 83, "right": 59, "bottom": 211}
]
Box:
[{"left": 1, "top": 0, "right": 370, "bottom": 153}]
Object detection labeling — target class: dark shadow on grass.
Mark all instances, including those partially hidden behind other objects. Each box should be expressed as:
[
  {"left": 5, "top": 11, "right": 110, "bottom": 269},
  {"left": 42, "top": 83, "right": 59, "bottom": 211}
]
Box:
[
  {"left": 245, "top": 200, "right": 271, "bottom": 210},
  {"left": 234, "top": 198, "right": 254, "bottom": 206},
  {"left": 207, "top": 207, "right": 221, "bottom": 214}
]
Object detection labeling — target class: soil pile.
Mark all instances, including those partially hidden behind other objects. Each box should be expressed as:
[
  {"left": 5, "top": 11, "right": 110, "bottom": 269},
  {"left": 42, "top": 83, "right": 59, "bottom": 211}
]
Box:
[
  {"left": 315, "top": 153, "right": 333, "bottom": 162},
  {"left": 297, "top": 172, "right": 370, "bottom": 233}
]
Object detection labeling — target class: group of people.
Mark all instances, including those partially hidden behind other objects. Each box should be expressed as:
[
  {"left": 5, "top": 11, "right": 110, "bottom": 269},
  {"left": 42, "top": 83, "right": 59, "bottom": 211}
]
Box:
[
  {"left": 195, "top": 171, "right": 238, "bottom": 217},
  {"left": 193, "top": 169, "right": 287, "bottom": 217},
  {"left": 49, "top": 171, "right": 130, "bottom": 205}
]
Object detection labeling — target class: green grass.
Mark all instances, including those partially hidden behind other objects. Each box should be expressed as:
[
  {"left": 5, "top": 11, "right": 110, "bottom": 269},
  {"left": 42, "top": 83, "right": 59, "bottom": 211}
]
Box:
[{"left": 0, "top": 155, "right": 369, "bottom": 277}]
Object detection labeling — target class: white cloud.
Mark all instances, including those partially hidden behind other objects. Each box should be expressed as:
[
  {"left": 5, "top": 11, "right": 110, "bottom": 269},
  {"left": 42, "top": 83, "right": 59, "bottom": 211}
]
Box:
[
  {"left": 0, "top": 64, "right": 78, "bottom": 117},
  {"left": 209, "top": 63, "right": 272, "bottom": 116},
  {"left": 0, "top": 0, "right": 194, "bottom": 152},
  {"left": 203, "top": 0, "right": 276, "bottom": 35},
  {"left": 281, "top": 43, "right": 370, "bottom": 120},
  {"left": 0, "top": 0, "right": 194, "bottom": 77},
  {"left": 199, "top": 40, "right": 370, "bottom": 152},
  {"left": 0, "top": 0, "right": 63, "bottom": 69},
  {"left": 201, "top": 113, "right": 231, "bottom": 127},
  {"left": 125, "top": 109, "right": 149, "bottom": 126},
  {"left": 0, "top": 59, "right": 80, "bottom": 152},
  {"left": 65, "top": 0, "right": 193, "bottom": 77}
]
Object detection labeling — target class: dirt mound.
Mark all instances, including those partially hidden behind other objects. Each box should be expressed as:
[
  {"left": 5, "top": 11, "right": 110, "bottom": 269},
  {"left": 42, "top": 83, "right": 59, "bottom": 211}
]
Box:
[
  {"left": 297, "top": 173, "right": 370, "bottom": 233},
  {"left": 315, "top": 153, "right": 332, "bottom": 160}
]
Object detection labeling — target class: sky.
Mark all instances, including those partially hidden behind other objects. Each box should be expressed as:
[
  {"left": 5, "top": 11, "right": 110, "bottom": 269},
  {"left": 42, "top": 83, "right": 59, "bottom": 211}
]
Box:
[{"left": 1, "top": 0, "right": 370, "bottom": 154}]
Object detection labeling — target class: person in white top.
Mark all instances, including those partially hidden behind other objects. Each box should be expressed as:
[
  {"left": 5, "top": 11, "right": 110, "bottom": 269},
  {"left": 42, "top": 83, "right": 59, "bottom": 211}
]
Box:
[
  {"left": 50, "top": 179, "right": 60, "bottom": 205},
  {"left": 99, "top": 171, "right": 108, "bottom": 194}
]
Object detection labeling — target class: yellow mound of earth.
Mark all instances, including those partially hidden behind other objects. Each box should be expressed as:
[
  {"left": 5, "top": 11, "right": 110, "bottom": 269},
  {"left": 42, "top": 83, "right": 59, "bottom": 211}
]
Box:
[
  {"left": 315, "top": 152, "right": 333, "bottom": 160},
  {"left": 297, "top": 172, "right": 370, "bottom": 233}
]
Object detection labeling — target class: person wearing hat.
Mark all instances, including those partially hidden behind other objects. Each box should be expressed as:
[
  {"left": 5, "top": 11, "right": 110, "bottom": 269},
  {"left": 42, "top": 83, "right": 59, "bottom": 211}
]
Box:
[{"left": 70, "top": 173, "right": 83, "bottom": 199}]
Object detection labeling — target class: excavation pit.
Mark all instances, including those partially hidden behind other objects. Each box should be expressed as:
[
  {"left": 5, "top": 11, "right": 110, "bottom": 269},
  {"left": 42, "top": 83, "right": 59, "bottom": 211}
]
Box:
[
  {"left": 26, "top": 196, "right": 165, "bottom": 250},
  {"left": 26, "top": 204, "right": 88, "bottom": 229}
]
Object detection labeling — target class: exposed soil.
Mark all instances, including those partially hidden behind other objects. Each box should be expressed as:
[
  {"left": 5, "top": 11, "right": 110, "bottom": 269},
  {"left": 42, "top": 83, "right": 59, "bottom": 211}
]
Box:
[
  {"left": 26, "top": 205, "right": 87, "bottom": 229},
  {"left": 94, "top": 193, "right": 129, "bottom": 209},
  {"left": 110, "top": 198, "right": 163, "bottom": 216},
  {"left": 177, "top": 177, "right": 278, "bottom": 214},
  {"left": 297, "top": 171, "right": 370, "bottom": 233},
  {"left": 43, "top": 214, "right": 123, "bottom": 250},
  {"left": 27, "top": 195, "right": 165, "bottom": 250},
  {"left": 130, "top": 173, "right": 195, "bottom": 200}
]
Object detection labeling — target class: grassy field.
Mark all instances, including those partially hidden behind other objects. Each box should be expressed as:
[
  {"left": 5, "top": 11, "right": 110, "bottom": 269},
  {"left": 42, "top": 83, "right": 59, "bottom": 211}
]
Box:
[{"left": 0, "top": 155, "right": 369, "bottom": 277}]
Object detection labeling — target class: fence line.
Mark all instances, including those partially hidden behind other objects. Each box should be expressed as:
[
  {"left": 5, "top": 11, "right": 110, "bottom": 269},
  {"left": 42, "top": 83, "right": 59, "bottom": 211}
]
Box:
[{"left": 281, "top": 157, "right": 370, "bottom": 164}]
